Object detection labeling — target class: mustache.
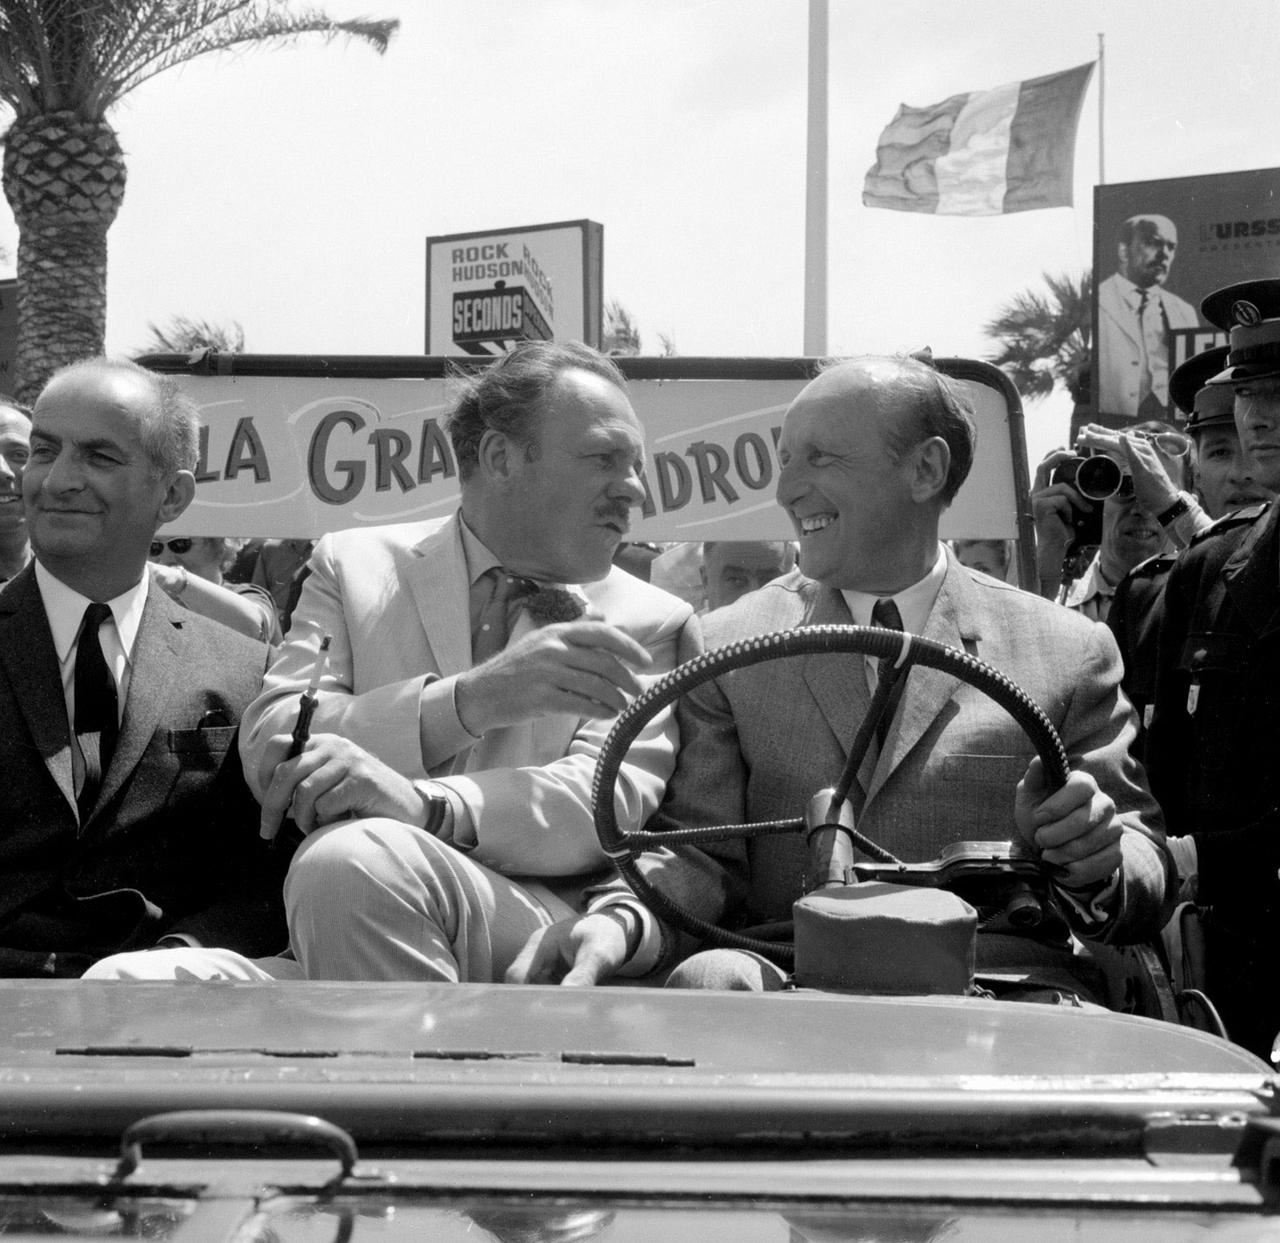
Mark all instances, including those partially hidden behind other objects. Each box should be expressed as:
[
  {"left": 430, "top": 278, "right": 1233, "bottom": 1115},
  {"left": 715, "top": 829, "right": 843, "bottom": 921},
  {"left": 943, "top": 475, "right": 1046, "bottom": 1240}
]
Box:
[{"left": 594, "top": 501, "right": 632, "bottom": 525}]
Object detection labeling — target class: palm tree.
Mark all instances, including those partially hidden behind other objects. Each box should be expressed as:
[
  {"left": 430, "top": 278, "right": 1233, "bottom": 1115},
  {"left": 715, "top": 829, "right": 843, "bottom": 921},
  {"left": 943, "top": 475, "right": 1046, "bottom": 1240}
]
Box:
[
  {"left": 984, "top": 271, "right": 1093, "bottom": 409},
  {"left": 0, "top": 1, "right": 397, "bottom": 402},
  {"left": 139, "top": 313, "right": 246, "bottom": 356},
  {"left": 603, "top": 299, "right": 642, "bottom": 356}
]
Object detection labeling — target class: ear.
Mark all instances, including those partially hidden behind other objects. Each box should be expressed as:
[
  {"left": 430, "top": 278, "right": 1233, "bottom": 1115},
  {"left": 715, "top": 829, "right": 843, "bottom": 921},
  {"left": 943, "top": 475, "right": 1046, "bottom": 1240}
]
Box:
[
  {"left": 906, "top": 437, "right": 950, "bottom": 503},
  {"left": 474, "top": 428, "right": 515, "bottom": 485},
  {"left": 157, "top": 470, "right": 196, "bottom": 525}
]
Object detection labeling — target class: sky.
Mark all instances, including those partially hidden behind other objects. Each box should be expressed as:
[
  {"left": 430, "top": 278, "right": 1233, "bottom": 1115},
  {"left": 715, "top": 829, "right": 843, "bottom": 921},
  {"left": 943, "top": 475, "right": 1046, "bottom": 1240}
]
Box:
[{"left": 3, "top": 0, "right": 1280, "bottom": 466}]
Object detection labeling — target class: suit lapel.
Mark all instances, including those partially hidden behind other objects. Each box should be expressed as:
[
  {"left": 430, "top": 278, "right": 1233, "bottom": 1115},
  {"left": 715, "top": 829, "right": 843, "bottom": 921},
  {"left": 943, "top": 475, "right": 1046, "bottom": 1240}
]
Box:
[
  {"left": 1222, "top": 504, "right": 1280, "bottom": 638},
  {"left": 0, "top": 568, "right": 77, "bottom": 815},
  {"left": 88, "top": 585, "right": 184, "bottom": 821},
  {"left": 866, "top": 553, "right": 979, "bottom": 804},
  {"left": 405, "top": 514, "right": 473, "bottom": 677}
]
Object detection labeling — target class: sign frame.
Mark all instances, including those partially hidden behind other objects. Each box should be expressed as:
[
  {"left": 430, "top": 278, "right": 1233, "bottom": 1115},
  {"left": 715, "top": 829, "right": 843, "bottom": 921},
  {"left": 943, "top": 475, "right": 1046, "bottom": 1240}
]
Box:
[{"left": 425, "top": 219, "right": 603, "bottom": 355}]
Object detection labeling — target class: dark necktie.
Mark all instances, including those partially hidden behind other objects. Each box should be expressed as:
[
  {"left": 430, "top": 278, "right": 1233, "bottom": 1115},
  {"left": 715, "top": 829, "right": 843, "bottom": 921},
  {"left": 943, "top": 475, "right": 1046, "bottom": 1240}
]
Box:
[
  {"left": 871, "top": 597, "right": 905, "bottom": 750},
  {"left": 74, "top": 601, "right": 119, "bottom": 819}
]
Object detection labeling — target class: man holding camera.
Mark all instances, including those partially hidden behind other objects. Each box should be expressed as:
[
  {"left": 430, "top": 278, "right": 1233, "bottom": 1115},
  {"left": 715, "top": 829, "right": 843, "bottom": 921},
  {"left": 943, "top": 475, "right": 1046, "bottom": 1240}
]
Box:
[{"left": 1031, "top": 420, "right": 1197, "bottom": 623}]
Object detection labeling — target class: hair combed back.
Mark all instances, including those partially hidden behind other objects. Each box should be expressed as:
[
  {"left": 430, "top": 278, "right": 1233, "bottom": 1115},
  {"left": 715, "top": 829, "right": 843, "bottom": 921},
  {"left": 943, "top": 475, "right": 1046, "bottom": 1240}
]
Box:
[
  {"left": 46, "top": 357, "right": 200, "bottom": 477},
  {"left": 819, "top": 354, "right": 976, "bottom": 503},
  {"left": 445, "top": 340, "right": 627, "bottom": 480}
]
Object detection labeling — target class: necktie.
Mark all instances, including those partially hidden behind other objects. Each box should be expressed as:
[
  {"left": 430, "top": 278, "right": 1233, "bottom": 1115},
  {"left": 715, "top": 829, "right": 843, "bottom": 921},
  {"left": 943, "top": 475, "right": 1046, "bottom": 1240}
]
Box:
[
  {"left": 74, "top": 602, "right": 119, "bottom": 819},
  {"left": 871, "top": 597, "right": 905, "bottom": 750},
  {"left": 1136, "top": 290, "right": 1154, "bottom": 409}
]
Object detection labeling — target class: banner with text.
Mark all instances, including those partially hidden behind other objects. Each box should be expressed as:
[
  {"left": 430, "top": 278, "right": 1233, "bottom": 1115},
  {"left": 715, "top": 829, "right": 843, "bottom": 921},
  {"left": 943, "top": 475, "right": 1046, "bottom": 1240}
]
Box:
[{"left": 168, "top": 369, "right": 1021, "bottom": 545}]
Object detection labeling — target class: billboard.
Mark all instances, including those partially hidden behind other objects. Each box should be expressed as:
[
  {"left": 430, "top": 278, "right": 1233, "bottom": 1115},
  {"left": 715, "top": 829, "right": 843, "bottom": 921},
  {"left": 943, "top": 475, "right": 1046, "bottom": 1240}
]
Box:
[
  {"left": 425, "top": 220, "right": 603, "bottom": 355},
  {"left": 1092, "top": 168, "right": 1280, "bottom": 428}
]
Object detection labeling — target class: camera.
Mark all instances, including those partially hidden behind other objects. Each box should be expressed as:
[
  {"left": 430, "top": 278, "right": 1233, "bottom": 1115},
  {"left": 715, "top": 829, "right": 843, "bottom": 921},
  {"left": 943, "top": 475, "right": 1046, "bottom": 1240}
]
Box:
[
  {"left": 1048, "top": 452, "right": 1132, "bottom": 552},
  {"left": 1048, "top": 452, "right": 1125, "bottom": 501}
]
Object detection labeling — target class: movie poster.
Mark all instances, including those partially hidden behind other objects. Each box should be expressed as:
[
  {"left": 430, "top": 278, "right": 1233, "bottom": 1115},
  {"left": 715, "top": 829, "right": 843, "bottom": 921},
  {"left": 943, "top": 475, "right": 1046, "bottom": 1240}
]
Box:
[{"left": 1092, "top": 168, "right": 1280, "bottom": 429}]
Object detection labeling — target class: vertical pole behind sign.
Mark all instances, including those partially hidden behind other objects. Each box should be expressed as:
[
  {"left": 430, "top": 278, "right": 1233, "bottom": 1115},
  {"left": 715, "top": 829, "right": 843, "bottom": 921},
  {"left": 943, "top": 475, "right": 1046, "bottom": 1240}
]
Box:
[{"left": 804, "top": 0, "right": 829, "bottom": 357}]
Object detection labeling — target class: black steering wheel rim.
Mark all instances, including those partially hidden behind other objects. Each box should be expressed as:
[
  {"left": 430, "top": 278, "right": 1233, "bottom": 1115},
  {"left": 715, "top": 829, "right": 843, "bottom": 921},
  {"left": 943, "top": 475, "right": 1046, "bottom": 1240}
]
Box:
[{"left": 592, "top": 624, "right": 1071, "bottom": 965}]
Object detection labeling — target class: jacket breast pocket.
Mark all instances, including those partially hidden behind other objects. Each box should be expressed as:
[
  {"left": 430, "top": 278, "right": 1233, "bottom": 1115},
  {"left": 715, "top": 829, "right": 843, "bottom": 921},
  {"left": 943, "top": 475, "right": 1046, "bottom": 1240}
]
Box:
[
  {"left": 941, "top": 753, "right": 1029, "bottom": 785},
  {"left": 167, "top": 725, "right": 237, "bottom": 757}
]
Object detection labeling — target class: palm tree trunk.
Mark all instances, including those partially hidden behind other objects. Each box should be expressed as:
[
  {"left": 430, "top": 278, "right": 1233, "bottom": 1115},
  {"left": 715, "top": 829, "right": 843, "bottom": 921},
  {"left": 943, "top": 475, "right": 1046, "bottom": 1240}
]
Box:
[
  {"left": 2, "top": 112, "right": 126, "bottom": 403},
  {"left": 12, "top": 219, "right": 110, "bottom": 403}
]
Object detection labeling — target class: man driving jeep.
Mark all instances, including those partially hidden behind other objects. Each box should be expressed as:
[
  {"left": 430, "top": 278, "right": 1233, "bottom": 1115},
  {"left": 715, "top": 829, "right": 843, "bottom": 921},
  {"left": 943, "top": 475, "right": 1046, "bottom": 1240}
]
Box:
[{"left": 514, "top": 355, "right": 1174, "bottom": 994}]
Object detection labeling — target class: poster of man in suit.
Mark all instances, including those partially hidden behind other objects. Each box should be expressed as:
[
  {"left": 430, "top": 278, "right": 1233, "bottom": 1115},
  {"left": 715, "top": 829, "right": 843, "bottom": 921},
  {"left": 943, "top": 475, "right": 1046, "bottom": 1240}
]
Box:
[{"left": 1092, "top": 168, "right": 1280, "bottom": 429}]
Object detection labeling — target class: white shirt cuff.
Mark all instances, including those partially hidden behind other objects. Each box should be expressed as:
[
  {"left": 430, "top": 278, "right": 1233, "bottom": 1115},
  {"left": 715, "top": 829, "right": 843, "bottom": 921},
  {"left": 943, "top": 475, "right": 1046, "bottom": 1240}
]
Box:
[
  {"left": 586, "top": 895, "right": 661, "bottom": 976},
  {"left": 1166, "top": 835, "right": 1199, "bottom": 903}
]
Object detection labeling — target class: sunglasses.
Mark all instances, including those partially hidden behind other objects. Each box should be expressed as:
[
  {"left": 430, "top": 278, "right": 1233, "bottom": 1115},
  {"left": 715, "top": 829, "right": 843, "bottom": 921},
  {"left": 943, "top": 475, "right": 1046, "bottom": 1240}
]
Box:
[{"left": 150, "top": 538, "right": 195, "bottom": 557}]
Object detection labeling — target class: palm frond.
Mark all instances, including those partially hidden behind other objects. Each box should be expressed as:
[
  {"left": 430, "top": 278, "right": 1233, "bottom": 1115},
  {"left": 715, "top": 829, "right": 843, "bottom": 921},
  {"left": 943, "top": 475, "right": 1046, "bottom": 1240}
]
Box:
[
  {"left": 141, "top": 313, "right": 245, "bottom": 355},
  {"left": 983, "top": 271, "right": 1092, "bottom": 404},
  {"left": 0, "top": 0, "right": 398, "bottom": 119}
]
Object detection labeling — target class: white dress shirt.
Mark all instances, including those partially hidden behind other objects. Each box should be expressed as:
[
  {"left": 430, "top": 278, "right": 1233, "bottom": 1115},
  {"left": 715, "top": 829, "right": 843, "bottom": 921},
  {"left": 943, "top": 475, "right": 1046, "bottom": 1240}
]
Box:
[
  {"left": 841, "top": 545, "right": 948, "bottom": 690},
  {"left": 34, "top": 562, "right": 148, "bottom": 817}
]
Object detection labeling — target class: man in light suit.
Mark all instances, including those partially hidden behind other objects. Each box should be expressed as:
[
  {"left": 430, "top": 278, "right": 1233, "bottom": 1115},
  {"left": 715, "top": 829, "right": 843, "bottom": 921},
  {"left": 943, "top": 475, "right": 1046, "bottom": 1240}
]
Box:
[
  {"left": 525, "top": 356, "right": 1174, "bottom": 993},
  {"left": 0, "top": 358, "right": 279, "bottom": 976},
  {"left": 101, "top": 341, "right": 710, "bottom": 984},
  {"left": 1097, "top": 215, "right": 1200, "bottom": 419}
]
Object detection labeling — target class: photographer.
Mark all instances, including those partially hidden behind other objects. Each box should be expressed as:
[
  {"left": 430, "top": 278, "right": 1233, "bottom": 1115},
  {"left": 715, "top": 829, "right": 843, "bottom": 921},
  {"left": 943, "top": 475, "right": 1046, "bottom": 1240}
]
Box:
[{"left": 1032, "top": 420, "right": 1198, "bottom": 622}]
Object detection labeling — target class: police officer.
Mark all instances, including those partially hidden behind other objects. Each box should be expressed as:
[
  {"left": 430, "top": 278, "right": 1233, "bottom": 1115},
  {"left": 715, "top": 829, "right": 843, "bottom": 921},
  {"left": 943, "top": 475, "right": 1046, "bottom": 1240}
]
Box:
[
  {"left": 1107, "top": 346, "right": 1275, "bottom": 755},
  {"left": 1146, "top": 279, "right": 1280, "bottom": 1059}
]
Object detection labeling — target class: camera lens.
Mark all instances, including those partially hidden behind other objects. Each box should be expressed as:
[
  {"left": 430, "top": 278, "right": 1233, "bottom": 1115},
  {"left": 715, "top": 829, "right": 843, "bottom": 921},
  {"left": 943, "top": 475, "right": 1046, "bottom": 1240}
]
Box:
[{"left": 1075, "top": 455, "right": 1123, "bottom": 500}]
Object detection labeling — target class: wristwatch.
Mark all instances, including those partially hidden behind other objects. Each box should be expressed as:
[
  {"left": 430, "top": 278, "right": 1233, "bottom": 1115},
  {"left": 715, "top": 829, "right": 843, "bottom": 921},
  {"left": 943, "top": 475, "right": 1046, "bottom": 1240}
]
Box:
[
  {"left": 1156, "top": 492, "right": 1193, "bottom": 528},
  {"left": 420, "top": 790, "right": 450, "bottom": 838}
]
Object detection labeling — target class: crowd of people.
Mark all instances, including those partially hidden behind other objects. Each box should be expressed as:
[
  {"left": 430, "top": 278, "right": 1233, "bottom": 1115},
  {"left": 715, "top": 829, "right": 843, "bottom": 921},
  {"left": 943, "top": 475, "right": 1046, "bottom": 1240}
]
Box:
[{"left": 1, "top": 278, "right": 1278, "bottom": 1059}]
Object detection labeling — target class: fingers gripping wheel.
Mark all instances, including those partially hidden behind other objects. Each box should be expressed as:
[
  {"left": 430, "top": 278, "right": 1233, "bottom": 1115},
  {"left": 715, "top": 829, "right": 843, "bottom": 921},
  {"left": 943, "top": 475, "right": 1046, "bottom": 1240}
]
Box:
[{"left": 592, "top": 625, "right": 1071, "bottom": 965}]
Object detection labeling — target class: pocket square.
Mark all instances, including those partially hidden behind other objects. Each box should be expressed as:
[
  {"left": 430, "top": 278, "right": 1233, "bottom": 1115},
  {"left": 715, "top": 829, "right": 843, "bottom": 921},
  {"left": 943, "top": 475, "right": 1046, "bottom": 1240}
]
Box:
[{"left": 523, "top": 587, "right": 586, "bottom": 625}]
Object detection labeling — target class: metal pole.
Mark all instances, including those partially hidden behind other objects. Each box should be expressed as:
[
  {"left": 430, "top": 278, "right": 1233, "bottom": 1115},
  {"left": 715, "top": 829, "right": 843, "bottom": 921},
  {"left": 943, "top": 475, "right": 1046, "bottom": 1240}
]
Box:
[
  {"left": 804, "top": 0, "right": 829, "bottom": 356},
  {"left": 1097, "top": 32, "right": 1106, "bottom": 184}
]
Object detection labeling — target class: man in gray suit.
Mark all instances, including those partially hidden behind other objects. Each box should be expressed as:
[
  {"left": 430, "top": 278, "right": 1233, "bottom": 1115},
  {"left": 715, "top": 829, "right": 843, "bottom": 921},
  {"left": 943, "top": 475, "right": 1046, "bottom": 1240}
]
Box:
[{"left": 521, "top": 355, "right": 1173, "bottom": 992}]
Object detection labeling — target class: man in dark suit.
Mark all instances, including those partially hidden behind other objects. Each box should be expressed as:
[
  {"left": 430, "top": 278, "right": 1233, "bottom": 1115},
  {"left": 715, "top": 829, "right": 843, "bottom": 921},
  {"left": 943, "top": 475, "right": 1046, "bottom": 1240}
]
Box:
[{"left": 0, "top": 357, "right": 279, "bottom": 977}]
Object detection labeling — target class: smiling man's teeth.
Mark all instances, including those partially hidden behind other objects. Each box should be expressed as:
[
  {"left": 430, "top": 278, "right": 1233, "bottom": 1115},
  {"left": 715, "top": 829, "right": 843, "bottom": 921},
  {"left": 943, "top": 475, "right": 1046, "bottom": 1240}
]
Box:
[{"left": 800, "top": 515, "right": 833, "bottom": 534}]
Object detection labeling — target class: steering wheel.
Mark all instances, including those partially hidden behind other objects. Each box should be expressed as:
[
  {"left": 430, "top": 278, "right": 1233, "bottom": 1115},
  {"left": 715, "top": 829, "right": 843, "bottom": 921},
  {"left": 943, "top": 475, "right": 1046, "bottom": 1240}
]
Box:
[{"left": 592, "top": 624, "right": 1071, "bottom": 966}]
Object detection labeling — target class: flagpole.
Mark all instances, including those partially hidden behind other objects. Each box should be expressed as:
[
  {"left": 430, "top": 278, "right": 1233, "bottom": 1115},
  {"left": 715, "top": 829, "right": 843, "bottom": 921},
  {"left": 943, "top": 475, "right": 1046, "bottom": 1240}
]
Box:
[
  {"left": 1097, "top": 32, "right": 1106, "bottom": 183},
  {"left": 804, "top": 0, "right": 829, "bottom": 356}
]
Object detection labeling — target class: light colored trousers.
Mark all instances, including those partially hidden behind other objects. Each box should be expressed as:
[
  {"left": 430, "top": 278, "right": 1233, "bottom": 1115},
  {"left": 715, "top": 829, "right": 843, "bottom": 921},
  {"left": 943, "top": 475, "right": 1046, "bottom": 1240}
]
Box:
[{"left": 83, "top": 818, "right": 574, "bottom": 982}]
